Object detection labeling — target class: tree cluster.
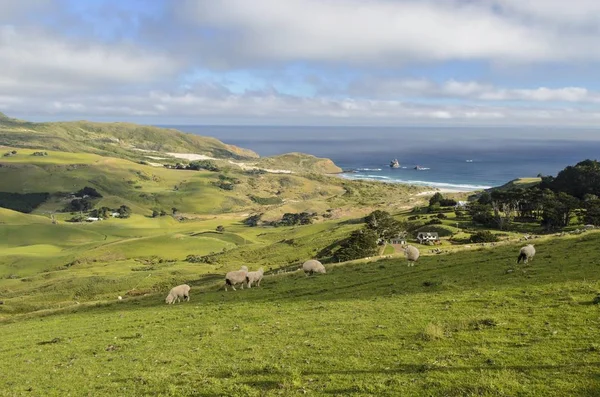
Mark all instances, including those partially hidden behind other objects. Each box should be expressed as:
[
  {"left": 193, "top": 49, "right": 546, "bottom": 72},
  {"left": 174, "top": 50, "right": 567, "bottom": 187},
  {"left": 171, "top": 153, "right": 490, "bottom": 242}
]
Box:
[
  {"left": 467, "top": 160, "right": 600, "bottom": 231},
  {"left": 333, "top": 210, "right": 406, "bottom": 262}
]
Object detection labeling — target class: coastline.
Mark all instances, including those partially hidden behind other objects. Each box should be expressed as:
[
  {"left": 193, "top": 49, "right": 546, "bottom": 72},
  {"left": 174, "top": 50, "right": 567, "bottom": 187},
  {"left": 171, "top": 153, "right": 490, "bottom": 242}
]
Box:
[{"left": 337, "top": 172, "right": 488, "bottom": 194}]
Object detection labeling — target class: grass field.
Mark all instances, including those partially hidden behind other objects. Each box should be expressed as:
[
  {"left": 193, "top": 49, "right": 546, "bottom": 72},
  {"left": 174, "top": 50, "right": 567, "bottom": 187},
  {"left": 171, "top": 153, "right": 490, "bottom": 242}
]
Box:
[
  {"left": 2, "top": 130, "right": 598, "bottom": 395},
  {"left": 1, "top": 232, "right": 599, "bottom": 396}
]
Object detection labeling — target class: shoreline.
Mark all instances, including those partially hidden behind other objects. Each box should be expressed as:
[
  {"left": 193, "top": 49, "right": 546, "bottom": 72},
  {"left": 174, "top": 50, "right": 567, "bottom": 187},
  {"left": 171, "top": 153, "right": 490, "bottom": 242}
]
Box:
[{"left": 337, "top": 173, "right": 488, "bottom": 194}]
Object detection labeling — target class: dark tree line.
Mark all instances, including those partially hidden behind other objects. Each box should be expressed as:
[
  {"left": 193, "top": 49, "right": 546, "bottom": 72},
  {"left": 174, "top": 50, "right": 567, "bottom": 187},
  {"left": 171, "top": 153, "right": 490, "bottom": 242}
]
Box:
[{"left": 469, "top": 160, "right": 600, "bottom": 231}]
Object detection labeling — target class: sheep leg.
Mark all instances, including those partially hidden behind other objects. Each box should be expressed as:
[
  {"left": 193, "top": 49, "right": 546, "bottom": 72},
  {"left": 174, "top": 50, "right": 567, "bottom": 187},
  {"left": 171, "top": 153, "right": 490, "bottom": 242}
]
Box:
[
  {"left": 231, "top": 285, "right": 237, "bottom": 291},
  {"left": 257, "top": 279, "right": 261, "bottom": 287}
]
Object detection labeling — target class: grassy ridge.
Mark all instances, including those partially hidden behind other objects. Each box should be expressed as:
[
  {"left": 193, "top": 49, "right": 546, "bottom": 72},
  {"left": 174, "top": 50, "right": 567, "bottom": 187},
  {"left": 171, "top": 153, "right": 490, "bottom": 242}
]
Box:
[
  {"left": 0, "top": 116, "right": 258, "bottom": 160},
  {"left": 0, "top": 233, "right": 599, "bottom": 395}
]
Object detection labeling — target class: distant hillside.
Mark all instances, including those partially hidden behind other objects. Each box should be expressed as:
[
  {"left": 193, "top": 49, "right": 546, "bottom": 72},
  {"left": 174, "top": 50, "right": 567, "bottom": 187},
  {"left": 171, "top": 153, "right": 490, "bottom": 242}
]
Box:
[
  {"left": 0, "top": 113, "right": 258, "bottom": 160},
  {"left": 487, "top": 177, "right": 542, "bottom": 192},
  {"left": 255, "top": 152, "right": 342, "bottom": 174}
]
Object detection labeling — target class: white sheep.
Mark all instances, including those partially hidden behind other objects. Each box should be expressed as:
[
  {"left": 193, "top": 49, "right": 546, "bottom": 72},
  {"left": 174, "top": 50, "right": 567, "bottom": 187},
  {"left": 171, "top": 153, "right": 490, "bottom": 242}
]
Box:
[
  {"left": 246, "top": 267, "right": 264, "bottom": 288},
  {"left": 165, "top": 284, "right": 191, "bottom": 304},
  {"left": 225, "top": 266, "right": 248, "bottom": 291},
  {"left": 517, "top": 244, "right": 536, "bottom": 264},
  {"left": 302, "top": 259, "right": 326, "bottom": 276},
  {"left": 402, "top": 245, "right": 420, "bottom": 266}
]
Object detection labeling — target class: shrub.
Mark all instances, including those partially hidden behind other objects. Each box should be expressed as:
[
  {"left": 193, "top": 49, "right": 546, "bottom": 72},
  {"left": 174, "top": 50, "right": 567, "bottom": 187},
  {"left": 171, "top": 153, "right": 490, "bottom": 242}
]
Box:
[
  {"left": 427, "top": 219, "right": 443, "bottom": 225},
  {"left": 469, "top": 231, "right": 499, "bottom": 243},
  {"left": 187, "top": 160, "right": 220, "bottom": 172},
  {"left": 437, "top": 213, "right": 448, "bottom": 219},
  {"left": 244, "top": 214, "right": 262, "bottom": 227},
  {"left": 216, "top": 225, "right": 225, "bottom": 232},
  {"left": 250, "top": 196, "right": 283, "bottom": 205},
  {"left": 277, "top": 212, "right": 316, "bottom": 226},
  {"left": 75, "top": 187, "right": 102, "bottom": 198}
]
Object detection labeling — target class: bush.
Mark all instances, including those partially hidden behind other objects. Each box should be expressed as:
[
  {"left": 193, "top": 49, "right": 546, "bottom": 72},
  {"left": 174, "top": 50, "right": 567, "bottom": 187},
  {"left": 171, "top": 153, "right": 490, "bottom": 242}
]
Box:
[
  {"left": 276, "top": 212, "right": 316, "bottom": 226},
  {"left": 75, "top": 187, "right": 102, "bottom": 198},
  {"left": 187, "top": 160, "right": 220, "bottom": 172},
  {"left": 244, "top": 214, "right": 262, "bottom": 227},
  {"left": 437, "top": 213, "right": 447, "bottom": 219},
  {"left": 469, "top": 231, "right": 499, "bottom": 243},
  {"left": 415, "top": 225, "right": 455, "bottom": 237},
  {"left": 427, "top": 219, "right": 443, "bottom": 225},
  {"left": 216, "top": 225, "right": 225, "bottom": 232},
  {"left": 250, "top": 196, "right": 284, "bottom": 205}
]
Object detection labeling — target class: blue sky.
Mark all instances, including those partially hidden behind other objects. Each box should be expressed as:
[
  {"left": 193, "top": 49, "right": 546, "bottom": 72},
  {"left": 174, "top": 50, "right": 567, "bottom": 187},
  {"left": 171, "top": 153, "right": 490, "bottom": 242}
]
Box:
[{"left": 1, "top": 0, "right": 600, "bottom": 126}]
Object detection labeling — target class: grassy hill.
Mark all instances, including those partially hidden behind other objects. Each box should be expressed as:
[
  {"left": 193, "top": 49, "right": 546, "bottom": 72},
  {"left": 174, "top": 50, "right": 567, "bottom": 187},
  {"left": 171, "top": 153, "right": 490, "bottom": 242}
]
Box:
[
  {"left": 255, "top": 152, "right": 343, "bottom": 174},
  {"left": 488, "top": 177, "right": 542, "bottom": 192},
  {"left": 0, "top": 232, "right": 599, "bottom": 395},
  {"left": 0, "top": 113, "right": 258, "bottom": 160}
]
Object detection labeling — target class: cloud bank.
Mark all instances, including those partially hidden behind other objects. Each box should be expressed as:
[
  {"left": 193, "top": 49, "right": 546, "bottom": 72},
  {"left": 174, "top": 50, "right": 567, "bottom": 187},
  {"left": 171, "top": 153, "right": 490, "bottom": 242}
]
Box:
[{"left": 1, "top": 0, "right": 599, "bottom": 125}]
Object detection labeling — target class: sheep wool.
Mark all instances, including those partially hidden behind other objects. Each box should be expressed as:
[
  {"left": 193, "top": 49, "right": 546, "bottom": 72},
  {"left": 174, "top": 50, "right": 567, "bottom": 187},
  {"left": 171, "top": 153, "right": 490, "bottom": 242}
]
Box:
[
  {"left": 302, "top": 259, "right": 326, "bottom": 275},
  {"left": 165, "top": 284, "right": 191, "bottom": 304},
  {"left": 404, "top": 245, "right": 420, "bottom": 266},
  {"left": 246, "top": 268, "right": 264, "bottom": 288},
  {"left": 517, "top": 244, "right": 536, "bottom": 264},
  {"left": 225, "top": 266, "right": 249, "bottom": 291}
]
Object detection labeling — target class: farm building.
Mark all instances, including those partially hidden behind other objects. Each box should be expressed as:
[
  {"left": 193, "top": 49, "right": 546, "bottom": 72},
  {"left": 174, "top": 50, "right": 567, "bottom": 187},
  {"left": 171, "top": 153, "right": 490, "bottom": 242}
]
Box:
[{"left": 417, "top": 231, "right": 439, "bottom": 245}]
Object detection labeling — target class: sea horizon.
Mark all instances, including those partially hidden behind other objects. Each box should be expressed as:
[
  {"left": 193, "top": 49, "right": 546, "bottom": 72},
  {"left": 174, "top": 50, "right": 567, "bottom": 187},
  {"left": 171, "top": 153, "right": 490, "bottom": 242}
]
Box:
[{"left": 161, "top": 125, "right": 600, "bottom": 191}]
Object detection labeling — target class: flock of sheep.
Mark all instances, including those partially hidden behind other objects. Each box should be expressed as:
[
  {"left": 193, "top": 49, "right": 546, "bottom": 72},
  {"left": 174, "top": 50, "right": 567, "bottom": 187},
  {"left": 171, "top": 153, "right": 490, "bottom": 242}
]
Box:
[{"left": 164, "top": 243, "right": 536, "bottom": 304}]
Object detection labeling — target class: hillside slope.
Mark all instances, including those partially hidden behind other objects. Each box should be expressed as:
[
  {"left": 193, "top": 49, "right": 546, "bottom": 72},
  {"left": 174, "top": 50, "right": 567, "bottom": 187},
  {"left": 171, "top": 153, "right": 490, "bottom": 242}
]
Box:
[
  {"left": 0, "top": 113, "right": 258, "bottom": 160},
  {"left": 0, "top": 233, "right": 599, "bottom": 395}
]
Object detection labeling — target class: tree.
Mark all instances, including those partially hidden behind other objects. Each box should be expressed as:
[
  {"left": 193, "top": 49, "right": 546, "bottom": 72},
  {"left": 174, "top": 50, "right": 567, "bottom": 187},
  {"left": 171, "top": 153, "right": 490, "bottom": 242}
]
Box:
[
  {"left": 468, "top": 202, "right": 494, "bottom": 227},
  {"left": 364, "top": 210, "right": 405, "bottom": 241},
  {"left": 541, "top": 192, "right": 580, "bottom": 231},
  {"left": 118, "top": 205, "right": 132, "bottom": 219},
  {"left": 583, "top": 199, "right": 600, "bottom": 226},
  {"left": 490, "top": 190, "right": 520, "bottom": 230},
  {"left": 478, "top": 191, "right": 492, "bottom": 205},
  {"left": 75, "top": 186, "right": 102, "bottom": 198},
  {"left": 66, "top": 198, "right": 93, "bottom": 212},
  {"left": 333, "top": 228, "right": 379, "bottom": 262},
  {"left": 547, "top": 159, "right": 600, "bottom": 199},
  {"left": 429, "top": 192, "right": 444, "bottom": 206}
]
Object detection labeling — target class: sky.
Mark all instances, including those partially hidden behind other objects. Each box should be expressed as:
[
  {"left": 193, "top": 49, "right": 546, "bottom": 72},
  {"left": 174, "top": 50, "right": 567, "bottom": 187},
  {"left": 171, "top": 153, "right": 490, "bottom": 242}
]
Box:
[{"left": 2, "top": 0, "right": 600, "bottom": 126}]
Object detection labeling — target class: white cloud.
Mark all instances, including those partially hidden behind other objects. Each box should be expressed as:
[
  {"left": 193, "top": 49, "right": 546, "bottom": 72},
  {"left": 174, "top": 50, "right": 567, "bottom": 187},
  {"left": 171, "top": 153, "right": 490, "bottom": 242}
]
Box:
[
  {"left": 346, "top": 77, "right": 600, "bottom": 103},
  {"left": 4, "top": 86, "right": 600, "bottom": 126},
  {"left": 0, "top": 26, "right": 181, "bottom": 95},
  {"left": 179, "top": 0, "right": 600, "bottom": 65}
]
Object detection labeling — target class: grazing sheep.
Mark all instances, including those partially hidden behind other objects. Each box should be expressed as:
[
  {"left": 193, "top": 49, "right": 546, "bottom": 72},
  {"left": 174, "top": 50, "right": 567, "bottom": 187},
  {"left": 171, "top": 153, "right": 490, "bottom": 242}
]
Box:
[
  {"left": 302, "top": 259, "right": 326, "bottom": 276},
  {"left": 165, "top": 284, "right": 191, "bottom": 304},
  {"left": 403, "top": 245, "right": 420, "bottom": 266},
  {"left": 225, "top": 266, "right": 249, "bottom": 291},
  {"left": 246, "top": 267, "right": 264, "bottom": 288},
  {"left": 517, "top": 244, "right": 536, "bottom": 264}
]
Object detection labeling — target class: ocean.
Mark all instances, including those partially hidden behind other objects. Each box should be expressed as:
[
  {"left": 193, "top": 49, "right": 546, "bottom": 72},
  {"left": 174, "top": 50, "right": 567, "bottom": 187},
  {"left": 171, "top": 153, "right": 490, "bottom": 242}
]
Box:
[{"left": 163, "top": 125, "right": 600, "bottom": 191}]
